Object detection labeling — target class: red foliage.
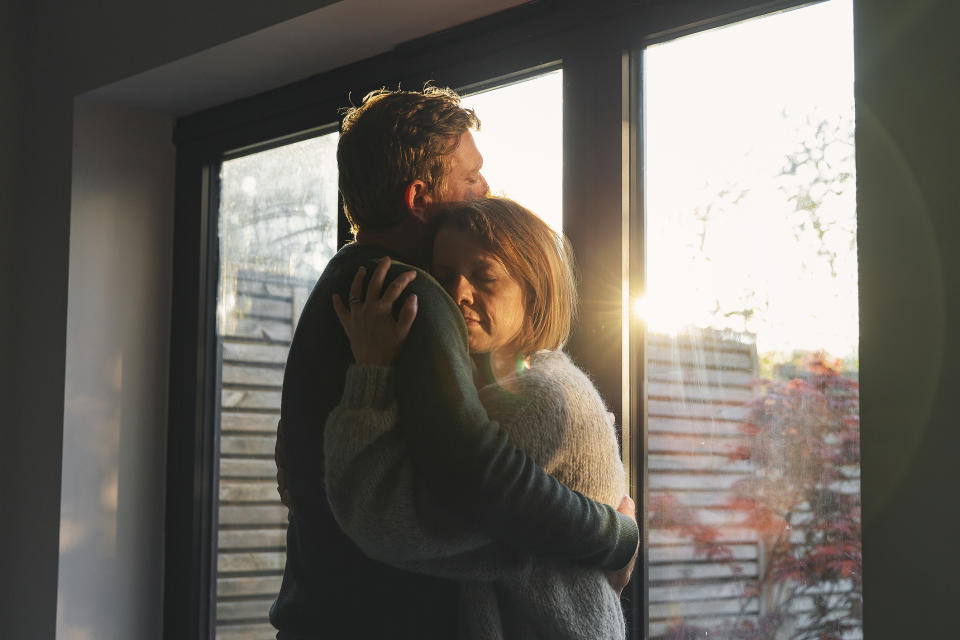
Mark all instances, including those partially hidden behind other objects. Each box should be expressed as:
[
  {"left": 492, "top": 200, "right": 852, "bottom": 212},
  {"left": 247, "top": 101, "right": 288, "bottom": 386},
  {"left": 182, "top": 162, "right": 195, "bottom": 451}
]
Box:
[{"left": 657, "top": 352, "right": 862, "bottom": 640}]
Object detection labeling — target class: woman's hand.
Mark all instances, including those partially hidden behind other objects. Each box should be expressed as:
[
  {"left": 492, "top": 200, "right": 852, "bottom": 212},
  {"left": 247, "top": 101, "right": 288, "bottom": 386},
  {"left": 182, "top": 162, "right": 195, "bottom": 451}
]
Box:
[{"left": 332, "top": 257, "right": 418, "bottom": 366}]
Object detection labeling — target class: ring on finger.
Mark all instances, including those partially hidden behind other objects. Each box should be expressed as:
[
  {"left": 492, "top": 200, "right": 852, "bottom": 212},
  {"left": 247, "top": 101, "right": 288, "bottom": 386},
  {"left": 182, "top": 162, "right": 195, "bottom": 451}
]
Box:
[{"left": 349, "top": 297, "right": 363, "bottom": 304}]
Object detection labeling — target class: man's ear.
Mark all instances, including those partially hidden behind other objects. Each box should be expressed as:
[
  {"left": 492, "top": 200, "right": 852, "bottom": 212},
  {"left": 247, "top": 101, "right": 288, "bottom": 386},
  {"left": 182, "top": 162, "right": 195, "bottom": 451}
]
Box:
[{"left": 403, "top": 180, "right": 434, "bottom": 221}]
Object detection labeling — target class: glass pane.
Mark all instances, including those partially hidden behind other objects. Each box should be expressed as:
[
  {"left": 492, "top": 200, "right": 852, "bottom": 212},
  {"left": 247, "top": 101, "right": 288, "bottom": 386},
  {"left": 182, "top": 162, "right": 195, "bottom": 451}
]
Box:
[
  {"left": 641, "top": 2, "right": 861, "bottom": 639},
  {"left": 214, "top": 132, "right": 339, "bottom": 638},
  {"left": 462, "top": 69, "right": 563, "bottom": 232}
]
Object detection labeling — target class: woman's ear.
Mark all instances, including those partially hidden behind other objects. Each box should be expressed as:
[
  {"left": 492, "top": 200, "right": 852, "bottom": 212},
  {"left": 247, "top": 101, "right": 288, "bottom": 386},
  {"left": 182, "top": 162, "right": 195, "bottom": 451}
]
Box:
[{"left": 403, "top": 180, "right": 434, "bottom": 221}]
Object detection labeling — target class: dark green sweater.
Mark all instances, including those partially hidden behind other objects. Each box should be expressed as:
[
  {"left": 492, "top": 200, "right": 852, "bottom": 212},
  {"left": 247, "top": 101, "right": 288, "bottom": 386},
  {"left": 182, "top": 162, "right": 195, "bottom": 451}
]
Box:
[{"left": 270, "top": 242, "right": 638, "bottom": 639}]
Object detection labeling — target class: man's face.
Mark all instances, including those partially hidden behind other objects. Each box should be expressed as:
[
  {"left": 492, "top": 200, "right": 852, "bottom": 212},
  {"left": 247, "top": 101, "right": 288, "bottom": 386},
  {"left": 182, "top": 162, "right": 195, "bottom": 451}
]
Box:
[{"left": 437, "top": 130, "right": 489, "bottom": 203}]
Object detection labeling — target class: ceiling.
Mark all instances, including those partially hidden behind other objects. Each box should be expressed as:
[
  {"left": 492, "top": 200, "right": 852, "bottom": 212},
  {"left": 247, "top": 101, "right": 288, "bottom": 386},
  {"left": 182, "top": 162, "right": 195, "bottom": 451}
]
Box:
[{"left": 84, "top": 0, "right": 531, "bottom": 116}]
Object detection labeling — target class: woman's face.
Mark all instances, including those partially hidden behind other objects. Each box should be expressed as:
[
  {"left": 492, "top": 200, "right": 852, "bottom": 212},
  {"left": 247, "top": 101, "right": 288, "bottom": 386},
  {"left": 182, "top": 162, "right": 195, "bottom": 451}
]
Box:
[{"left": 432, "top": 228, "right": 526, "bottom": 356}]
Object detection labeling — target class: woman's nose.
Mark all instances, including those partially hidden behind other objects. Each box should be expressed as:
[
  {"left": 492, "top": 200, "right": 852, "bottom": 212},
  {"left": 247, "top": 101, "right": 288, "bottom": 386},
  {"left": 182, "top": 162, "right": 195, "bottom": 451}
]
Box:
[{"left": 451, "top": 275, "right": 474, "bottom": 305}]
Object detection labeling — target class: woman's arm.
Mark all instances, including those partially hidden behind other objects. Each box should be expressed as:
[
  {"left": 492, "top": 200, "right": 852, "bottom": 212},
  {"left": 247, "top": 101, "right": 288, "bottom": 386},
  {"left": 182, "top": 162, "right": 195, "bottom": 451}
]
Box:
[{"left": 324, "top": 363, "right": 524, "bottom": 580}]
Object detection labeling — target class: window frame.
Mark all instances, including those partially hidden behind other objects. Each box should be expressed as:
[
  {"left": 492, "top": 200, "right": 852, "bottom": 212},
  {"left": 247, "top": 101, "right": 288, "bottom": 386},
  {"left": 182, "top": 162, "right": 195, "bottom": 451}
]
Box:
[{"left": 164, "top": 1, "right": 818, "bottom": 638}]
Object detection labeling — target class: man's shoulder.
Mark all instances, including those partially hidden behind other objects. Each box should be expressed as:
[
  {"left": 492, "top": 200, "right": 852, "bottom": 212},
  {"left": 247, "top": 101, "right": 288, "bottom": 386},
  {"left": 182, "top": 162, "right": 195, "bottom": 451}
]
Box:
[
  {"left": 387, "top": 260, "right": 449, "bottom": 300},
  {"left": 324, "top": 245, "right": 445, "bottom": 297},
  {"left": 321, "top": 243, "right": 384, "bottom": 282}
]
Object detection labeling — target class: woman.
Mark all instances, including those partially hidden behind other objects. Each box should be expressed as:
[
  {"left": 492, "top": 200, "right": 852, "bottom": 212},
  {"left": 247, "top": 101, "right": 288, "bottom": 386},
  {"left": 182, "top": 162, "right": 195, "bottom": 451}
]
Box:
[{"left": 325, "top": 197, "right": 627, "bottom": 639}]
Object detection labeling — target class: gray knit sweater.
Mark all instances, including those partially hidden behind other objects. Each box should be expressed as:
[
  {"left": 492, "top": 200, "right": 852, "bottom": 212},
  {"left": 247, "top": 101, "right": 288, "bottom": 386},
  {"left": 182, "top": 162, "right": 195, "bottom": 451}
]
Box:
[{"left": 324, "top": 349, "right": 627, "bottom": 639}]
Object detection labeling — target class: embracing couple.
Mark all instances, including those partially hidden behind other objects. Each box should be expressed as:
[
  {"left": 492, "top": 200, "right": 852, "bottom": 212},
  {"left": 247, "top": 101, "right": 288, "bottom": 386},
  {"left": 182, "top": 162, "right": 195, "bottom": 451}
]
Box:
[{"left": 271, "top": 86, "right": 639, "bottom": 640}]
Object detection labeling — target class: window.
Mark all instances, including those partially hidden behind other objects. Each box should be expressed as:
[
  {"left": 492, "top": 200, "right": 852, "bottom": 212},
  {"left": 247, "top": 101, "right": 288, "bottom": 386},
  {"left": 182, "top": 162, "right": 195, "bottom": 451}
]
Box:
[
  {"left": 205, "top": 73, "right": 563, "bottom": 639},
  {"left": 462, "top": 68, "right": 564, "bottom": 231},
  {"left": 639, "top": 2, "right": 860, "bottom": 638},
  {"left": 167, "top": 3, "right": 862, "bottom": 639},
  {"left": 213, "top": 132, "right": 339, "bottom": 637}
]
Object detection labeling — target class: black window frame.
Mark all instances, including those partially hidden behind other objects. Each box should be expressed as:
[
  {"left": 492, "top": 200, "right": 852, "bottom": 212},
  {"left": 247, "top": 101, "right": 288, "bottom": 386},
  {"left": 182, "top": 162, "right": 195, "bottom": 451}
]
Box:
[{"left": 164, "top": 1, "right": 817, "bottom": 638}]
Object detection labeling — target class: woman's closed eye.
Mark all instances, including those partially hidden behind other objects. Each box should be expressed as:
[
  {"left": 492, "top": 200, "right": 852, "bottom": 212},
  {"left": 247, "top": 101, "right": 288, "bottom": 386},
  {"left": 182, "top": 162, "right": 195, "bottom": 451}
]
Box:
[{"left": 475, "top": 268, "right": 502, "bottom": 286}]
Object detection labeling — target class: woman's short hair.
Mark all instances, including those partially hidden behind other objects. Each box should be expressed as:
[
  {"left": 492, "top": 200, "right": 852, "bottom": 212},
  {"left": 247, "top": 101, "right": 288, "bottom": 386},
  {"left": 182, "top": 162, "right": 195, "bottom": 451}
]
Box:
[
  {"left": 433, "top": 197, "right": 579, "bottom": 355},
  {"left": 338, "top": 86, "right": 480, "bottom": 234}
]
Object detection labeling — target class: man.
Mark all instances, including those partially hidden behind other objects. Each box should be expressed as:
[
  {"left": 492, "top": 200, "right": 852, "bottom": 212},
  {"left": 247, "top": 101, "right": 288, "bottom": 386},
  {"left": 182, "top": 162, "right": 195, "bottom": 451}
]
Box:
[{"left": 270, "top": 86, "right": 638, "bottom": 639}]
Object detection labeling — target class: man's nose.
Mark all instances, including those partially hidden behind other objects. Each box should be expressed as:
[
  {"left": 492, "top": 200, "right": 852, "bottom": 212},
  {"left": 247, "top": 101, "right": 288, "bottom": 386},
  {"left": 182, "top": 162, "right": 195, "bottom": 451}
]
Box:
[{"left": 478, "top": 173, "right": 490, "bottom": 197}]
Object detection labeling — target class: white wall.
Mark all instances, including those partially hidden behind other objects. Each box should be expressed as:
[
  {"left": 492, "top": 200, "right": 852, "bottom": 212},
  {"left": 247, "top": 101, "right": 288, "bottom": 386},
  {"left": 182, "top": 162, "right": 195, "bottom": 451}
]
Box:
[
  {"left": 3, "top": 2, "right": 341, "bottom": 633},
  {"left": 56, "top": 101, "right": 174, "bottom": 640}
]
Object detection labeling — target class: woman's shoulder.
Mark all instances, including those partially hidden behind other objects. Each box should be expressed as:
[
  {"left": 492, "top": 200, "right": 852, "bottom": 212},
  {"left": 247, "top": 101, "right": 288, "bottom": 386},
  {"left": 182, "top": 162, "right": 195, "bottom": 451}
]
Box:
[
  {"left": 519, "top": 350, "right": 606, "bottom": 406},
  {"left": 525, "top": 350, "right": 595, "bottom": 386},
  {"left": 480, "top": 351, "right": 608, "bottom": 418}
]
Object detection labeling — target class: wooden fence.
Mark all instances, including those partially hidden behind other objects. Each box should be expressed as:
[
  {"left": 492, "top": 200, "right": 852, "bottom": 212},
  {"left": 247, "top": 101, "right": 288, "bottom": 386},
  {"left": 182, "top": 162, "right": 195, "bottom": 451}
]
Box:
[
  {"left": 215, "top": 270, "right": 310, "bottom": 640},
  {"left": 645, "top": 330, "right": 862, "bottom": 639},
  {"left": 645, "top": 330, "right": 762, "bottom": 637}
]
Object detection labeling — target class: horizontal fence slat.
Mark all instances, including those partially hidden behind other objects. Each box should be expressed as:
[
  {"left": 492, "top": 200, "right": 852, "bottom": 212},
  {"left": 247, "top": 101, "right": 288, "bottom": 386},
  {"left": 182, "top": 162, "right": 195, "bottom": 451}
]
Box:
[
  {"left": 648, "top": 490, "right": 742, "bottom": 508},
  {"left": 222, "top": 389, "right": 283, "bottom": 410},
  {"left": 217, "top": 575, "right": 284, "bottom": 598},
  {"left": 222, "top": 340, "right": 289, "bottom": 365},
  {"left": 648, "top": 453, "right": 752, "bottom": 473},
  {"left": 647, "top": 332, "right": 756, "bottom": 353},
  {"left": 220, "top": 458, "right": 278, "bottom": 479},
  {"left": 647, "top": 344, "right": 754, "bottom": 370},
  {"left": 214, "top": 622, "right": 278, "bottom": 640},
  {"left": 650, "top": 508, "right": 750, "bottom": 529},
  {"left": 649, "top": 615, "right": 760, "bottom": 638},
  {"left": 648, "top": 473, "right": 743, "bottom": 491},
  {"left": 649, "top": 526, "right": 759, "bottom": 546},
  {"left": 649, "top": 543, "right": 758, "bottom": 564},
  {"left": 217, "top": 550, "right": 287, "bottom": 573},
  {"left": 220, "top": 479, "right": 282, "bottom": 503},
  {"left": 222, "top": 364, "right": 285, "bottom": 387},
  {"left": 221, "top": 435, "right": 277, "bottom": 456},
  {"left": 648, "top": 400, "right": 750, "bottom": 421},
  {"left": 216, "top": 598, "right": 274, "bottom": 622},
  {"left": 223, "top": 317, "right": 293, "bottom": 342},
  {"left": 649, "top": 596, "right": 760, "bottom": 619},
  {"left": 647, "top": 363, "right": 755, "bottom": 387},
  {"left": 232, "top": 296, "right": 293, "bottom": 319},
  {"left": 647, "top": 381, "right": 754, "bottom": 403},
  {"left": 648, "top": 416, "right": 746, "bottom": 436},
  {"left": 236, "top": 279, "right": 295, "bottom": 299},
  {"left": 219, "top": 504, "right": 289, "bottom": 526},
  {"left": 649, "top": 561, "right": 758, "bottom": 582},
  {"left": 221, "top": 412, "right": 279, "bottom": 433},
  {"left": 650, "top": 491, "right": 748, "bottom": 509},
  {"left": 219, "top": 527, "right": 287, "bottom": 550},
  {"left": 650, "top": 579, "right": 753, "bottom": 603},
  {"left": 648, "top": 433, "right": 747, "bottom": 455}
]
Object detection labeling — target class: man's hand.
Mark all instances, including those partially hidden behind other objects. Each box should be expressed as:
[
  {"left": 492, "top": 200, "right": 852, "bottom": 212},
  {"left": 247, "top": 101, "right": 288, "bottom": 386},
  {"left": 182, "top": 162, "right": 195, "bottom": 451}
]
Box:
[{"left": 606, "top": 495, "right": 639, "bottom": 596}]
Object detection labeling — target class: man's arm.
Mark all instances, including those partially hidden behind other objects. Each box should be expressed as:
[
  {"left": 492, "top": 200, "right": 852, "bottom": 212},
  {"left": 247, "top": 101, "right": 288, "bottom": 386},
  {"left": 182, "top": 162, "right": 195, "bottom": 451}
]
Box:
[
  {"left": 392, "top": 267, "right": 638, "bottom": 571},
  {"left": 325, "top": 361, "right": 638, "bottom": 593}
]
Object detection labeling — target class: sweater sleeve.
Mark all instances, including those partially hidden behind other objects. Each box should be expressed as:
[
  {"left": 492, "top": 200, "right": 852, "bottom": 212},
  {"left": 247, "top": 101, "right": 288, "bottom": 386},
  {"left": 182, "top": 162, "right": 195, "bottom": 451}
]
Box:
[
  {"left": 392, "top": 269, "right": 638, "bottom": 571},
  {"left": 324, "top": 364, "right": 526, "bottom": 580}
]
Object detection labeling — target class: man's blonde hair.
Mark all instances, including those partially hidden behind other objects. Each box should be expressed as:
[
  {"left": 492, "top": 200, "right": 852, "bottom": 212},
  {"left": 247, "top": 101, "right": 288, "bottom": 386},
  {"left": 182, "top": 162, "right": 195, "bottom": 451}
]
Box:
[{"left": 337, "top": 86, "right": 480, "bottom": 233}]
